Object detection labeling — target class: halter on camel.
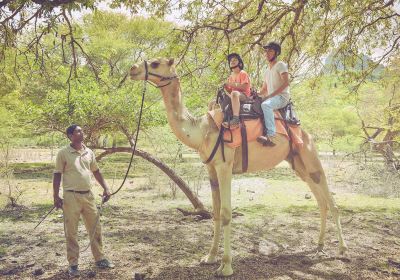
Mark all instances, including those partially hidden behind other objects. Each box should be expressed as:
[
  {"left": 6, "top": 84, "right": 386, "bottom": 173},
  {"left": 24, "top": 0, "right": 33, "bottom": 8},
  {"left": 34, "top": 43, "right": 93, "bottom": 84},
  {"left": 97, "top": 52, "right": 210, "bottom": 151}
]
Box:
[{"left": 143, "top": 60, "right": 178, "bottom": 88}]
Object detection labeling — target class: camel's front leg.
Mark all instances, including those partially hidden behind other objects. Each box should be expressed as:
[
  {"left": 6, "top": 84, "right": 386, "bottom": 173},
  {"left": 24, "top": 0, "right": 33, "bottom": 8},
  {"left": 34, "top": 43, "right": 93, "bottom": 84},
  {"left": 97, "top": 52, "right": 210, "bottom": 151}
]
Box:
[
  {"left": 214, "top": 164, "right": 233, "bottom": 277},
  {"left": 200, "top": 165, "right": 221, "bottom": 264}
]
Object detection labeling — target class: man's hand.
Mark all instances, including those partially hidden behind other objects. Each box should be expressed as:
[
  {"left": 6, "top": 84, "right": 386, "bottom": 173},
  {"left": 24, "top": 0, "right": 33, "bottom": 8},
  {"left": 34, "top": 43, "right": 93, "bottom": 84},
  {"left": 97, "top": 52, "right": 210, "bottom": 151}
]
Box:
[
  {"left": 54, "top": 196, "right": 63, "bottom": 209},
  {"left": 102, "top": 187, "right": 112, "bottom": 203}
]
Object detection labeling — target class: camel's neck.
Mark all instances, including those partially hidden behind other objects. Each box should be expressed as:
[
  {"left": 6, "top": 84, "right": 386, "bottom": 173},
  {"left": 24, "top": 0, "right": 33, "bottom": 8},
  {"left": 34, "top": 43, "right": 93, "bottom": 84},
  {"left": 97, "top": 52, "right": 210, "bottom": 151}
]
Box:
[{"left": 160, "top": 79, "right": 204, "bottom": 150}]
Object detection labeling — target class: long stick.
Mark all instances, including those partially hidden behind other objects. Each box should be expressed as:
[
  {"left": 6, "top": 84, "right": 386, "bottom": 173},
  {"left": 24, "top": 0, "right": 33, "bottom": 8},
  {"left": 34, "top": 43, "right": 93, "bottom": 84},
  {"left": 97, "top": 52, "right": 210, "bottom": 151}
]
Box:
[{"left": 33, "top": 206, "right": 55, "bottom": 230}]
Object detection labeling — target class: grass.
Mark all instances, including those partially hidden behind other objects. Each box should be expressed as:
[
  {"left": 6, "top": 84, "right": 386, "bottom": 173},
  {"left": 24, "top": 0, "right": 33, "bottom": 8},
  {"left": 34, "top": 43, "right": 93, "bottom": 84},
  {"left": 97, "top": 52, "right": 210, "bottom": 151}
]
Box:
[
  {"left": 3, "top": 148, "right": 400, "bottom": 222},
  {"left": 337, "top": 193, "right": 400, "bottom": 213},
  {"left": 10, "top": 162, "right": 54, "bottom": 180},
  {"left": 0, "top": 202, "right": 54, "bottom": 222},
  {"left": 0, "top": 246, "right": 6, "bottom": 257}
]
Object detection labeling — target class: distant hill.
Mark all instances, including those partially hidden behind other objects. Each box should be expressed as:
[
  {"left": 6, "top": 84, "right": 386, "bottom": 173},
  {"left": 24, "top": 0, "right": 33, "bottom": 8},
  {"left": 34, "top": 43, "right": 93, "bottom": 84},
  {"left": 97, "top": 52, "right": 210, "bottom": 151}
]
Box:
[{"left": 322, "top": 52, "right": 385, "bottom": 80}]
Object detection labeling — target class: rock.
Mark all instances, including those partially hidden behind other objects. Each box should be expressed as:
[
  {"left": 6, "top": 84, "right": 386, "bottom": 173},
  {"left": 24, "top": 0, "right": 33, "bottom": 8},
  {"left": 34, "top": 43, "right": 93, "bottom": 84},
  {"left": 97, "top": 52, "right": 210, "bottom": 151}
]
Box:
[
  {"left": 25, "top": 261, "right": 36, "bottom": 268},
  {"left": 388, "top": 258, "right": 400, "bottom": 269},
  {"left": 259, "top": 239, "right": 280, "bottom": 256},
  {"left": 87, "top": 270, "right": 96, "bottom": 278},
  {"left": 33, "top": 267, "right": 44, "bottom": 276},
  {"left": 55, "top": 252, "right": 62, "bottom": 256},
  {"left": 134, "top": 272, "right": 146, "bottom": 280},
  {"left": 305, "top": 194, "right": 312, "bottom": 199},
  {"left": 3, "top": 266, "right": 19, "bottom": 275}
]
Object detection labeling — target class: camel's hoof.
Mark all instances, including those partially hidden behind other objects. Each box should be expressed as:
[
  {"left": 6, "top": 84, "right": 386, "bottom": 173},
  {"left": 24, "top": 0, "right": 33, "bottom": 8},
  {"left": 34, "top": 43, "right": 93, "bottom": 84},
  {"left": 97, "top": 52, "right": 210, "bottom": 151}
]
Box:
[
  {"left": 312, "top": 249, "right": 328, "bottom": 259},
  {"left": 339, "top": 244, "right": 348, "bottom": 255},
  {"left": 200, "top": 254, "right": 217, "bottom": 265},
  {"left": 215, "top": 264, "right": 233, "bottom": 277}
]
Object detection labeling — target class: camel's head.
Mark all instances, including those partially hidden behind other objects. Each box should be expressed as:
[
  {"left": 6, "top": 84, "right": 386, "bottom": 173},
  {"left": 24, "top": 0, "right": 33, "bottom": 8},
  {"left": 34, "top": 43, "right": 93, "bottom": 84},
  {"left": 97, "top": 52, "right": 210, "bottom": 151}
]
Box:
[{"left": 130, "top": 58, "right": 177, "bottom": 85}]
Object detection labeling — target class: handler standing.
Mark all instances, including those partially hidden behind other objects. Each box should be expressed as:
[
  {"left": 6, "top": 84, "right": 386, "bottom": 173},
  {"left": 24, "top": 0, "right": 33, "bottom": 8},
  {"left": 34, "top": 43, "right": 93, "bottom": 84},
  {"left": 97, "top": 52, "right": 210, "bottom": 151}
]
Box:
[{"left": 53, "top": 124, "right": 114, "bottom": 277}]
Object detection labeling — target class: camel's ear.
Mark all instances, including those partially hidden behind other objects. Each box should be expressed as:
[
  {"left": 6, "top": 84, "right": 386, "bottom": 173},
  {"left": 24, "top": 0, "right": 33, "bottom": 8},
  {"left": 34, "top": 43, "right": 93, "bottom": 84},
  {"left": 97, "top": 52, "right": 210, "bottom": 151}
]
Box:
[{"left": 168, "top": 58, "right": 174, "bottom": 66}]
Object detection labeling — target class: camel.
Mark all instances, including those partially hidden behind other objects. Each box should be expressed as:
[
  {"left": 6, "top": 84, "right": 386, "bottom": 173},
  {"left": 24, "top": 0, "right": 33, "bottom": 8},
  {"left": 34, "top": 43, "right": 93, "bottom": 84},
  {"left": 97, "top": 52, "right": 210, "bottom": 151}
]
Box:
[{"left": 130, "top": 58, "right": 348, "bottom": 277}]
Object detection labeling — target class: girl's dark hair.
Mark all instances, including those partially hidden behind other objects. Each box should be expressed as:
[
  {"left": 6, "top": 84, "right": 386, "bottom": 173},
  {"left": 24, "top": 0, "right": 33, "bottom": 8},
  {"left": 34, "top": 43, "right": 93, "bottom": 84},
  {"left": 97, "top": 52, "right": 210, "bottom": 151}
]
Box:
[{"left": 227, "top": 53, "right": 244, "bottom": 70}]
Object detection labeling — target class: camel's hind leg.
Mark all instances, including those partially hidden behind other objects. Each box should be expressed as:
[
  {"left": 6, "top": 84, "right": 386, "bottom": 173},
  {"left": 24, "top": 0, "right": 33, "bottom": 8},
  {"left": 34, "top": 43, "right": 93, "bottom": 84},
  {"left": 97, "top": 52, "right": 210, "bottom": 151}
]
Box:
[
  {"left": 292, "top": 155, "right": 328, "bottom": 251},
  {"left": 292, "top": 131, "right": 348, "bottom": 254}
]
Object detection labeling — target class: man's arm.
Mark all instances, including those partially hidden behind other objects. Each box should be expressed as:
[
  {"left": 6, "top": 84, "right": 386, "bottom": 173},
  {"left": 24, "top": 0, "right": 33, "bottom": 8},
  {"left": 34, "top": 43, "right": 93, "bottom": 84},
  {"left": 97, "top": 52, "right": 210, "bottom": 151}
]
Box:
[
  {"left": 53, "top": 173, "right": 63, "bottom": 209},
  {"left": 259, "top": 81, "right": 268, "bottom": 97},
  {"left": 93, "top": 169, "right": 111, "bottom": 202}
]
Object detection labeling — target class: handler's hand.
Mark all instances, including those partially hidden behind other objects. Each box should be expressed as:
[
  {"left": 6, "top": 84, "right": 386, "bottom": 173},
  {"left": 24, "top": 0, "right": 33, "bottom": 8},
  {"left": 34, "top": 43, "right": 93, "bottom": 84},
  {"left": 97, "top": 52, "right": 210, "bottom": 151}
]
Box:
[
  {"left": 54, "top": 196, "right": 63, "bottom": 209},
  {"left": 102, "top": 188, "right": 112, "bottom": 203}
]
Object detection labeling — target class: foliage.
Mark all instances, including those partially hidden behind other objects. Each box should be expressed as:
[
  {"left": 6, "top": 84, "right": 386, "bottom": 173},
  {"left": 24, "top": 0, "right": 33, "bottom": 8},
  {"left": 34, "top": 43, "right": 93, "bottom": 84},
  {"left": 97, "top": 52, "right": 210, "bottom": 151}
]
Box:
[
  {"left": 293, "top": 75, "right": 362, "bottom": 151},
  {"left": 0, "top": 142, "right": 25, "bottom": 207},
  {"left": 0, "top": 4, "right": 399, "bottom": 154}
]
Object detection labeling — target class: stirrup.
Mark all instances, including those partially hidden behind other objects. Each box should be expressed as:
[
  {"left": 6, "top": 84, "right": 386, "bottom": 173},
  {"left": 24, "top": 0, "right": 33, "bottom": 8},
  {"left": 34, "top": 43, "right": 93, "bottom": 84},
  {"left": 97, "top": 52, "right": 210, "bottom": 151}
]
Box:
[{"left": 222, "top": 118, "right": 240, "bottom": 129}]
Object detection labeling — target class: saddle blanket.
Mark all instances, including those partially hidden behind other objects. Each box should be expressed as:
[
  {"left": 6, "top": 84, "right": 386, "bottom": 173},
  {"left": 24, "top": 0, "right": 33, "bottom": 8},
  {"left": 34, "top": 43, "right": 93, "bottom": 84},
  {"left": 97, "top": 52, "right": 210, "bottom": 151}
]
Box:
[{"left": 208, "top": 109, "right": 303, "bottom": 149}]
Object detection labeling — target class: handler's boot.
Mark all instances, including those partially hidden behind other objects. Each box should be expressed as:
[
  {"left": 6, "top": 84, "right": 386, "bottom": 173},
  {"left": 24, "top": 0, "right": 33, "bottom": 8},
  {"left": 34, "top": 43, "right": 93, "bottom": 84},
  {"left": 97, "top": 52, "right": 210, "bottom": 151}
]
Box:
[{"left": 68, "top": 265, "right": 79, "bottom": 277}]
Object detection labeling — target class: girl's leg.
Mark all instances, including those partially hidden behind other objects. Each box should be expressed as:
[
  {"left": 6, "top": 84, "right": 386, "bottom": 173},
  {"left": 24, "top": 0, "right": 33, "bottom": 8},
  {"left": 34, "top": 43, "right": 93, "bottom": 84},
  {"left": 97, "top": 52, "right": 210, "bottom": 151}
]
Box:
[
  {"left": 231, "top": 91, "right": 240, "bottom": 117},
  {"left": 222, "top": 91, "right": 241, "bottom": 128}
]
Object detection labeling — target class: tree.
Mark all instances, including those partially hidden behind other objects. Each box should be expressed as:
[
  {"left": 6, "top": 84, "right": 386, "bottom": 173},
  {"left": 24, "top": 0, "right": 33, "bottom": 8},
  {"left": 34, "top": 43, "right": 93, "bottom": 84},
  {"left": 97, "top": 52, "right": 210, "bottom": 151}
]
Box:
[
  {"left": 0, "top": 11, "right": 211, "bottom": 216},
  {"left": 357, "top": 55, "right": 400, "bottom": 170}
]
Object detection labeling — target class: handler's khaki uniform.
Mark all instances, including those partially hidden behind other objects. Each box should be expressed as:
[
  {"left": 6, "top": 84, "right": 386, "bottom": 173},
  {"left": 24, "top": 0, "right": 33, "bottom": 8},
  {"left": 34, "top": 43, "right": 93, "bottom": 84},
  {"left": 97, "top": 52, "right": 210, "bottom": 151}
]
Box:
[{"left": 54, "top": 145, "right": 104, "bottom": 266}]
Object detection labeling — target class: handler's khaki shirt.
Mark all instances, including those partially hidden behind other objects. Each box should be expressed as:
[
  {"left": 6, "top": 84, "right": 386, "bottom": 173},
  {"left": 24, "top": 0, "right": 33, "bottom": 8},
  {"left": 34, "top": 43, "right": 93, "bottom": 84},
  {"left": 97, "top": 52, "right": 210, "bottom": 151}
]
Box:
[{"left": 54, "top": 144, "right": 99, "bottom": 191}]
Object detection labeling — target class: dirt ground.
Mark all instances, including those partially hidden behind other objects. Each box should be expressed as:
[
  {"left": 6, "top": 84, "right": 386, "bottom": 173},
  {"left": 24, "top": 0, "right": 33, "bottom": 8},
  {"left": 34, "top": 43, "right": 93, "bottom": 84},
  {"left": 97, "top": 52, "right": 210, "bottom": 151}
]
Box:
[{"left": 0, "top": 151, "right": 400, "bottom": 279}]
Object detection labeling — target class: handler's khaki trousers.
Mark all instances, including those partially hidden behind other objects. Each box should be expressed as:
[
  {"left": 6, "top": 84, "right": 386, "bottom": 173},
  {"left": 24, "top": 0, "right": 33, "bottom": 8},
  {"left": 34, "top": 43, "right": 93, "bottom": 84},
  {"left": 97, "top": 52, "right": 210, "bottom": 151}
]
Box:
[{"left": 63, "top": 191, "right": 104, "bottom": 266}]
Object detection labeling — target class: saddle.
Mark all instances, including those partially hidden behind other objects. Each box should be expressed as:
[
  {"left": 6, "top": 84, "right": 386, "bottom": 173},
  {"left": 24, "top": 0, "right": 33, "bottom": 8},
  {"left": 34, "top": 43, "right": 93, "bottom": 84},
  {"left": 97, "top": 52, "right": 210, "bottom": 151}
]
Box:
[
  {"left": 205, "top": 87, "right": 301, "bottom": 172},
  {"left": 216, "top": 87, "right": 300, "bottom": 125}
]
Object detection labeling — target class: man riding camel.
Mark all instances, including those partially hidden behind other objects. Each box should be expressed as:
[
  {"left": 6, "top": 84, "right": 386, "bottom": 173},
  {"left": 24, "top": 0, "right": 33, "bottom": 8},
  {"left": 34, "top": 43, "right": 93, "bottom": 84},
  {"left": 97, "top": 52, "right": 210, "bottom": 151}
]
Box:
[{"left": 257, "top": 41, "right": 290, "bottom": 146}]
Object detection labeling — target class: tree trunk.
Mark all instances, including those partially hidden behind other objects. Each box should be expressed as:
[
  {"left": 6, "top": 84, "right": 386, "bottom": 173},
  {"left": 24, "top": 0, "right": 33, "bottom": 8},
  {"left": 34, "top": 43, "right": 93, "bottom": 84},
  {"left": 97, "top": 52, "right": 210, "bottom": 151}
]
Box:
[{"left": 95, "top": 147, "right": 211, "bottom": 219}]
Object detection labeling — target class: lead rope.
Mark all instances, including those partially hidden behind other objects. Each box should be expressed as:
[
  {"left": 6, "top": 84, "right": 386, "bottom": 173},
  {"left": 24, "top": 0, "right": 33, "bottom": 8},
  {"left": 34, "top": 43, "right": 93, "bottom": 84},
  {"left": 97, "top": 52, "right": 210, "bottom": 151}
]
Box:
[{"left": 78, "top": 80, "right": 147, "bottom": 253}]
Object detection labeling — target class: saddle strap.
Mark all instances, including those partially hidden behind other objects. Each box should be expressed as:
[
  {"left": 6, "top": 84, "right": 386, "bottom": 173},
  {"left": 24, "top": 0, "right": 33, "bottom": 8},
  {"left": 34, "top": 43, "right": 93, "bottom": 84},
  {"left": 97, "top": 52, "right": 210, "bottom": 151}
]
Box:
[
  {"left": 204, "top": 126, "right": 226, "bottom": 164},
  {"left": 240, "top": 119, "right": 248, "bottom": 172}
]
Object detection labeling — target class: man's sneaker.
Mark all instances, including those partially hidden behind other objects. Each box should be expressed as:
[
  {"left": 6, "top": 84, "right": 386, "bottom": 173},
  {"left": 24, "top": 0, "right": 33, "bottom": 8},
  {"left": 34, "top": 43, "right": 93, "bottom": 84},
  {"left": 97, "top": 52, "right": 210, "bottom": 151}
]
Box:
[
  {"left": 95, "top": 259, "right": 115, "bottom": 269},
  {"left": 68, "top": 265, "right": 79, "bottom": 277},
  {"left": 256, "top": 135, "right": 276, "bottom": 147}
]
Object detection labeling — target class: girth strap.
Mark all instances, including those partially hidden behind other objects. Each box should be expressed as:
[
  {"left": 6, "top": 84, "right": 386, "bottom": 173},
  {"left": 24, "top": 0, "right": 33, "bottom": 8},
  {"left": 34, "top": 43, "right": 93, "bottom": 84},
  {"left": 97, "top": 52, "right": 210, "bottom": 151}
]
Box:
[
  {"left": 240, "top": 119, "right": 248, "bottom": 172},
  {"left": 204, "top": 126, "right": 225, "bottom": 164}
]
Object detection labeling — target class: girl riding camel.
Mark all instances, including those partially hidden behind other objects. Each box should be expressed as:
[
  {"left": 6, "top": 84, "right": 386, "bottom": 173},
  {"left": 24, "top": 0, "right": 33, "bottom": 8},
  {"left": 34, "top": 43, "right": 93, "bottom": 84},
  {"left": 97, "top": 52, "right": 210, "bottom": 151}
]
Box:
[{"left": 222, "top": 53, "right": 252, "bottom": 128}]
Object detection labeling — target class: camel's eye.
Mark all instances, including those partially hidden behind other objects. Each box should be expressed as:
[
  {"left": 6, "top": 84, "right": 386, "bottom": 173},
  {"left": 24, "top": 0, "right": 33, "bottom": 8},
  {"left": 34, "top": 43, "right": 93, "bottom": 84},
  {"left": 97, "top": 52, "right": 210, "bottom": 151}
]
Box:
[{"left": 150, "top": 61, "right": 160, "bottom": 68}]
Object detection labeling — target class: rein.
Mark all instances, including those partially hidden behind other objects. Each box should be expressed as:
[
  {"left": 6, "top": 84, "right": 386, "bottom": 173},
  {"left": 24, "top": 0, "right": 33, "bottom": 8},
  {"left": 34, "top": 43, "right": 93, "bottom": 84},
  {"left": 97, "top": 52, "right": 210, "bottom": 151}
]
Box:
[{"left": 33, "top": 60, "right": 178, "bottom": 231}]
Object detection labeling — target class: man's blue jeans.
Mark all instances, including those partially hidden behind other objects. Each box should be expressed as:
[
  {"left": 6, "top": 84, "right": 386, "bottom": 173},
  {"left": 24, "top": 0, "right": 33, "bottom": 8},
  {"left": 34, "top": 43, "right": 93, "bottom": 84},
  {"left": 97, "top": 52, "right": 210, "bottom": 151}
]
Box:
[{"left": 261, "top": 95, "right": 288, "bottom": 136}]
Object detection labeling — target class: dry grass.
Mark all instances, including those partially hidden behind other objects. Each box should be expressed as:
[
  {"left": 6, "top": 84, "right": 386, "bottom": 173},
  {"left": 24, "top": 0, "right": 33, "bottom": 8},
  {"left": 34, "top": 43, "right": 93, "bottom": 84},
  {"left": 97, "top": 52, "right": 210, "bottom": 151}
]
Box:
[{"left": 1, "top": 149, "right": 400, "bottom": 279}]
